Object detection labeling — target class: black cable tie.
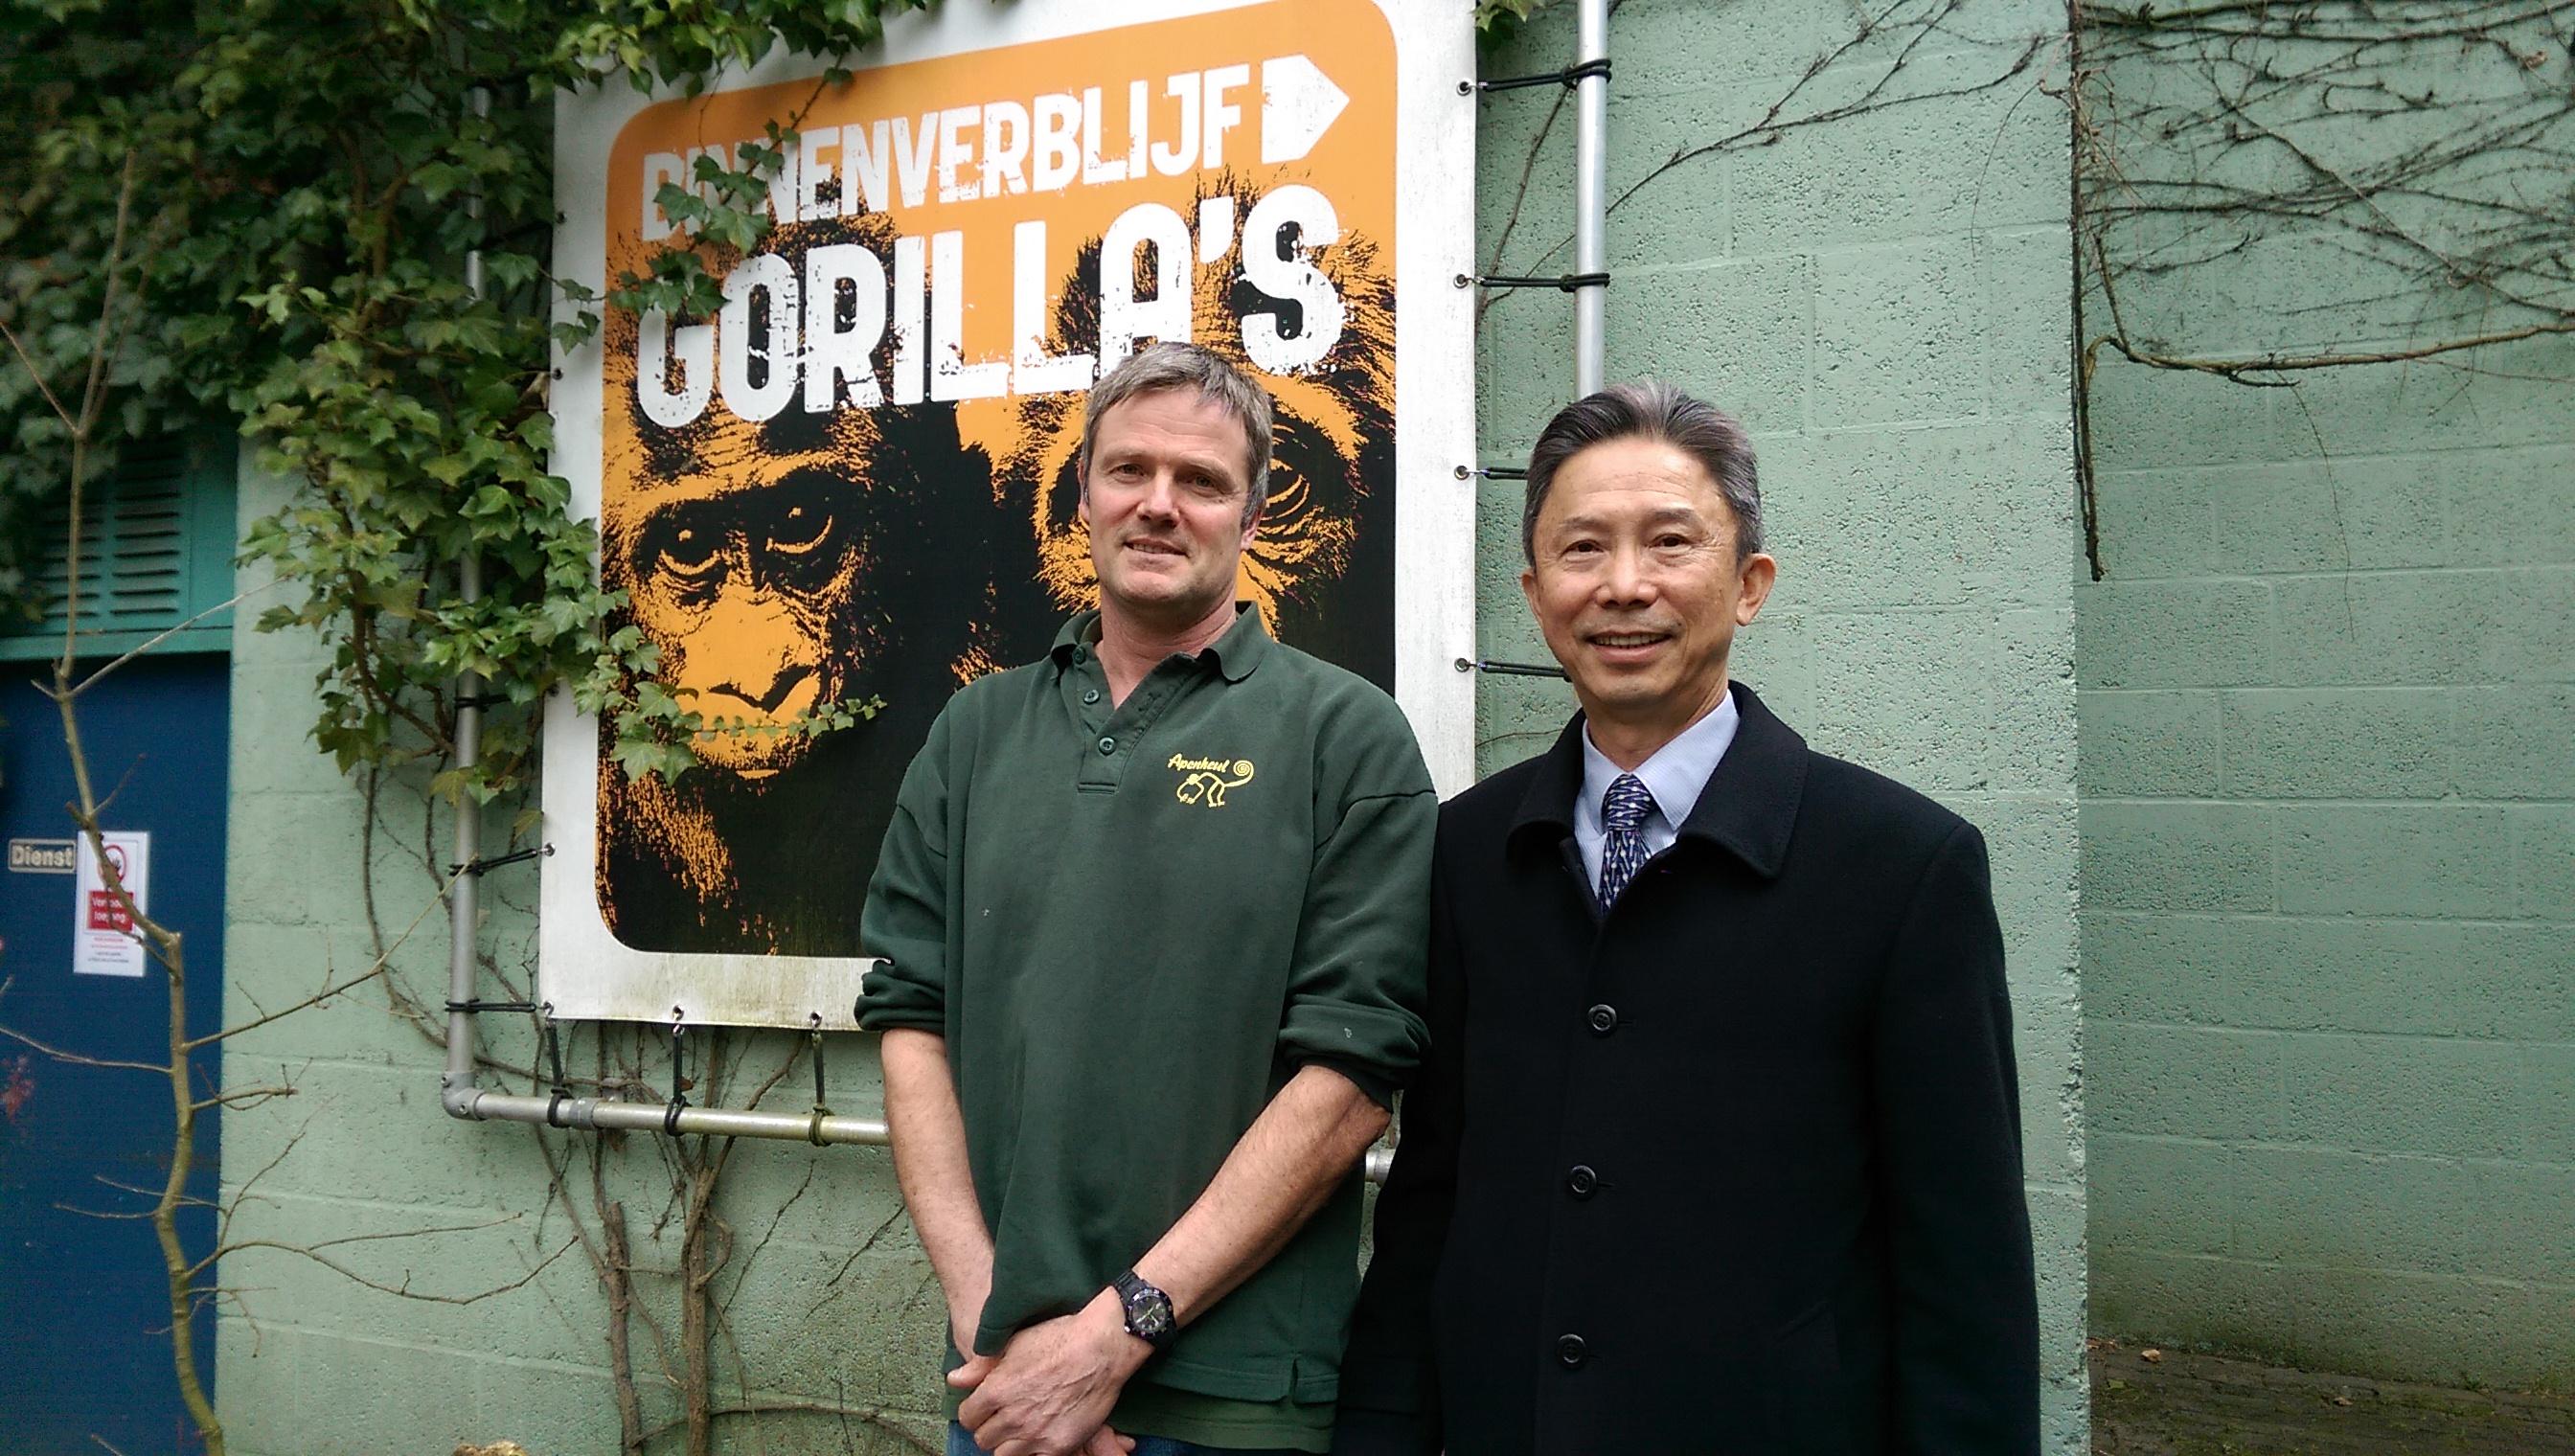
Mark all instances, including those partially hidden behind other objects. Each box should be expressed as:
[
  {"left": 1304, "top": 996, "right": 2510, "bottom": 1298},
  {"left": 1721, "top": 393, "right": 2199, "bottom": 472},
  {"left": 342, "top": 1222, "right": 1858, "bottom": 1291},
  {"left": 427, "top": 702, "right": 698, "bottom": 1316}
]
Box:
[
  {"left": 452, "top": 693, "right": 512, "bottom": 710},
  {"left": 1456, "top": 272, "right": 1611, "bottom": 292},
  {"left": 1454, "top": 465, "right": 1530, "bottom": 481},
  {"left": 451, "top": 844, "right": 555, "bottom": 877},
  {"left": 664, "top": 1011, "right": 691, "bottom": 1136},
  {"left": 808, "top": 1014, "right": 833, "bottom": 1147},
  {"left": 542, "top": 1007, "right": 573, "bottom": 1126},
  {"left": 1454, "top": 657, "right": 1571, "bottom": 680},
  {"left": 1460, "top": 57, "right": 1611, "bottom": 94},
  {"left": 445, "top": 998, "right": 538, "bottom": 1013}
]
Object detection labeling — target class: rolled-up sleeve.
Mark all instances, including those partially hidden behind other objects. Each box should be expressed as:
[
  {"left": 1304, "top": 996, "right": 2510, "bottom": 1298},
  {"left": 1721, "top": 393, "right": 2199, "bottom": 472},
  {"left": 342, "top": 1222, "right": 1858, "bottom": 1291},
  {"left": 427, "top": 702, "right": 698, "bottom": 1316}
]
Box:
[
  {"left": 855, "top": 709, "right": 954, "bottom": 1034},
  {"left": 1276, "top": 709, "right": 1436, "bottom": 1108}
]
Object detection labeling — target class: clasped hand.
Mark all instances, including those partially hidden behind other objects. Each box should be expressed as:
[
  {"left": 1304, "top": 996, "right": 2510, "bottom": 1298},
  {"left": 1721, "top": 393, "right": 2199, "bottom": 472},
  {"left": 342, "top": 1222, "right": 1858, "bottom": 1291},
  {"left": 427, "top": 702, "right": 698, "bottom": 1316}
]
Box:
[{"left": 953, "top": 1289, "right": 1149, "bottom": 1456}]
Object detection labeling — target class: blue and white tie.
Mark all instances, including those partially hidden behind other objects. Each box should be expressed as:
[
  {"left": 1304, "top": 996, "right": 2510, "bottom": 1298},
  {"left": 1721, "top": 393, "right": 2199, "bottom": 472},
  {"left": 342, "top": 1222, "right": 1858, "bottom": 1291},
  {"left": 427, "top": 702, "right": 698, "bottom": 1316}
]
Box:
[{"left": 1597, "top": 772, "right": 1657, "bottom": 907}]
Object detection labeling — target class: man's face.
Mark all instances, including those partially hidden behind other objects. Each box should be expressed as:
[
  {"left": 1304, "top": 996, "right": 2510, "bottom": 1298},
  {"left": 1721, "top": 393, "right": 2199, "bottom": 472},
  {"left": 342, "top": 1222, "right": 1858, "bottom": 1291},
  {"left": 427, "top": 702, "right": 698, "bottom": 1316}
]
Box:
[
  {"left": 1520, "top": 435, "right": 1777, "bottom": 739},
  {"left": 1079, "top": 387, "right": 1261, "bottom": 630}
]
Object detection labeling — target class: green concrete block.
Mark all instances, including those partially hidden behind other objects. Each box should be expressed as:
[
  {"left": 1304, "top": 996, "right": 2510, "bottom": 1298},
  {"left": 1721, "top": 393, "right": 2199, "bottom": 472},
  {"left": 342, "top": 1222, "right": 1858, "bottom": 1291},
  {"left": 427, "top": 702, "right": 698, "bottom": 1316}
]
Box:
[
  {"left": 2074, "top": 579, "right": 2273, "bottom": 689},
  {"left": 2449, "top": 444, "right": 2575, "bottom": 567},
  {"left": 2273, "top": 1032, "right": 2528, "bottom": 1159},
  {"left": 2275, "top": 805, "right": 2514, "bottom": 918},
  {"left": 1813, "top": 237, "right": 1987, "bottom": 427},
  {"left": 1728, "top": 47, "right": 2068, "bottom": 257},
  {"left": 1761, "top": 423, "right": 2072, "bottom": 613},
  {"left": 2528, "top": 1045, "right": 2575, "bottom": 1165},
  {"left": 2280, "top": 1265, "right": 2565, "bottom": 1391},
  {"left": 461, "top": 1356, "right": 632, "bottom": 1456},
  {"left": 2220, "top": 687, "right": 2454, "bottom": 799},
  {"left": 1988, "top": 226, "right": 2075, "bottom": 421},
  {"left": 2076, "top": 691, "right": 2221, "bottom": 797},
  {"left": 2204, "top": 458, "right": 2450, "bottom": 576},
  {"left": 2273, "top": 567, "right": 2575, "bottom": 688},
  {"left": 1978, "top": 795, "right": 2082, "bottom": 984},
  {"left": 2085, "top": 467, "right": 2215, "bottom": 581},
  {"left": 2088, "top": 1248, "right": 2304, "bottom": 1358},
  {"left": 1730, "top": 609, "right": 1819, "bottom": 726},
  {"left": 704, "top": 1240, "right": 949, "bottom": 1408},
  {"left": 2087, "top": 1133, "right": 2235, "bottom": 1257},
  {"left": 2231, "top": 1148, "right": 2486, "bottom": 1277},
  {"left": 2512, "top": 806, "right": 2575, "bottom": 919},
  {"left": 2027, "top": 1184, "right": 2090, "bottom": 1369},
  {"left": 2455, "top": 686, "right": 2575, "bottom": 799},
  {"left": 2086, "top": 1022, "right": 2287, "bottom": 1140},
  {"left": 1473, "top": 671, "right": 1577, "bottom": 778},
  {"left": 2472, "top": 1161, "right": 2575, "bottom": 1286},
  {"left": 2085, "top": 356, "right": 2315, "bottom": 474},
  {"left": 1800, "top": 608, "right": 1998, "bottom": 793},
  {"left": 2090, "top": 916, "right": 2573, "bottom": 1041},
  {"left": 1607, "top": 254, "right": 1813, "bottom": 429},
  {"left": 2080, "top": 802, "right": 2274, "bottom": 912}
]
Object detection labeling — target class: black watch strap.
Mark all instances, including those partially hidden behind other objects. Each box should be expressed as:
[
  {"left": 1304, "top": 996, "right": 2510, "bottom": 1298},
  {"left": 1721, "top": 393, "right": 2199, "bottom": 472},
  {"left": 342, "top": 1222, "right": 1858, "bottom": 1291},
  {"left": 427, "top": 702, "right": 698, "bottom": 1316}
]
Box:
[{"left": 1112, "top": 1268, "right": 1178, "bottom": 1351}]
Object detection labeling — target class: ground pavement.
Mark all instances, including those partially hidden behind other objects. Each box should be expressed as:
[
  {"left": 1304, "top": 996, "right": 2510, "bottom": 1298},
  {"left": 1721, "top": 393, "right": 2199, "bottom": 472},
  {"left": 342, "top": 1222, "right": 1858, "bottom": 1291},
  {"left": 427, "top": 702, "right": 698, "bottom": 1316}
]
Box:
[{"left": 2093, "top": 1342, "right": 2575, "bottom": 1455}]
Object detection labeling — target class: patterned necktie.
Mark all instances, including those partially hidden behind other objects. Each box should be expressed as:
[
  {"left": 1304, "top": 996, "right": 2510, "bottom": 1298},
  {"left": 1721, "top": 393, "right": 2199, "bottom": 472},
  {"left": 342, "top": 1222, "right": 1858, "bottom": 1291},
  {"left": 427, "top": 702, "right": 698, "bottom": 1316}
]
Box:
[{"left": 1597, "top": 772, "right": 1657, "bottom": 907}]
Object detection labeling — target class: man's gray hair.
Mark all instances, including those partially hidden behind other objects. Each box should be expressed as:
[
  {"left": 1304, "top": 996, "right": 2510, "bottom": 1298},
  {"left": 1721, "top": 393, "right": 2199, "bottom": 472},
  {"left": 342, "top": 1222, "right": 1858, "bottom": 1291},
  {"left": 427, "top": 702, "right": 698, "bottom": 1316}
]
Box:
[
  {"left": 1521, "top": 381, "right": 1764, "bottom": 562},
  {"left": 1078, "top": 342, "right": 1274, "bottom": 527}
]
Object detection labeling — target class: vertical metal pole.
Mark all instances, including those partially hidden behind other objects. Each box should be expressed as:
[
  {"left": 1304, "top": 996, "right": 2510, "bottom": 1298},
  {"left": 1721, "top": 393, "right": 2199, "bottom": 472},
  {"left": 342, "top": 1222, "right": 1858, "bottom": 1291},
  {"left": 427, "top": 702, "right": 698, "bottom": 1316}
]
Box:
[
  {"left": 444, "top": 87, "right": 491, "bottom": 1117},
  {"left": 1573, "top": 0, "right": 1609, "bottom": 398}
]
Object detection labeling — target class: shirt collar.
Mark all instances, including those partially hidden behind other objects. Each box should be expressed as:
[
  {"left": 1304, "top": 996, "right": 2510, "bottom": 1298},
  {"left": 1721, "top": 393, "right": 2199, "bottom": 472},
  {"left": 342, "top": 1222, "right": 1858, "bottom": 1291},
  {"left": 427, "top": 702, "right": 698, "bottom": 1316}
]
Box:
[
  {"left": 1578, "top": 688, "right": 1742, "bottom": 835},
  {"left": 1048, "top": 603, "right": 1270, "bottom": 683},
  {"left": 1511, "top": 681, "right": 1808, "bottom": 879}
]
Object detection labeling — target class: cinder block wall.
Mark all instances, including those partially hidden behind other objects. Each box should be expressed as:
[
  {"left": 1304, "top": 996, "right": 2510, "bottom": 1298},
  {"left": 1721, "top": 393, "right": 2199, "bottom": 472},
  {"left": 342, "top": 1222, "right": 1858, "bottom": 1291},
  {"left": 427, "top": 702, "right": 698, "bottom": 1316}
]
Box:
[
  {"left": 2077, "top": 19, "right": 2575, "bottom": 1390},
  {"left": 212, "top": 5, "right": 2085, "bottom": 1453},
  {"left": 1475, "top": 4, "right": 2085, "bottom": 1448}
]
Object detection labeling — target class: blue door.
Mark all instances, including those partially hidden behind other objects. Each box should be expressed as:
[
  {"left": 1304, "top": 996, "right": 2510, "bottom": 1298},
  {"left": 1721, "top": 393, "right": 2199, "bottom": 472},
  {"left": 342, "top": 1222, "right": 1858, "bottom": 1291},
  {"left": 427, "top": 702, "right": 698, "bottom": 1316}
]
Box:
[{"left": 0, "top": 653, "right": 230, "bottom": 1454}]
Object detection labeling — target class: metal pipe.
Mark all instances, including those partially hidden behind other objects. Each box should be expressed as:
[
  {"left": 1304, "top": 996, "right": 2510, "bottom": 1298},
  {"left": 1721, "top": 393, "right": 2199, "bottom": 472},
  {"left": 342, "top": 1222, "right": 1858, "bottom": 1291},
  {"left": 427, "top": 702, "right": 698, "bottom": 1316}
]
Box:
[
  {"left": 1573, "top": 0, "right": 1609, "bottom": 397},
  {"left": 441, "top": 554, "right": 483, "bottom": 1118},
  {"left": 457, "top": 1088, "right": 1394, "bottom": 1181},
  {"left": 444, "top": 84, "right": 490, "bottom": 1120}
]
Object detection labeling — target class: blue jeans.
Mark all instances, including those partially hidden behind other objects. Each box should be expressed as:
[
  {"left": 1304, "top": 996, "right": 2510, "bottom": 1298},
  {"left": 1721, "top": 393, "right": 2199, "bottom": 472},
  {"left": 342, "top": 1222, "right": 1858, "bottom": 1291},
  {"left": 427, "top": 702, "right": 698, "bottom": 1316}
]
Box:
[{"left": 946, "top": 1423, "right": 1305, "bottom": 1456}]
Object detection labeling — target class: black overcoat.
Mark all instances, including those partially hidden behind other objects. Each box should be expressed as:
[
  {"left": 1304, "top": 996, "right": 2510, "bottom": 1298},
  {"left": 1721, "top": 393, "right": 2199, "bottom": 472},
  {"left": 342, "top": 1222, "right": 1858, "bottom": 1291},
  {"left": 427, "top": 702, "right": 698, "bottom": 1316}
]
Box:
[{"left": 1333, "top": 685, "right": 2039, "bottom": 1455}]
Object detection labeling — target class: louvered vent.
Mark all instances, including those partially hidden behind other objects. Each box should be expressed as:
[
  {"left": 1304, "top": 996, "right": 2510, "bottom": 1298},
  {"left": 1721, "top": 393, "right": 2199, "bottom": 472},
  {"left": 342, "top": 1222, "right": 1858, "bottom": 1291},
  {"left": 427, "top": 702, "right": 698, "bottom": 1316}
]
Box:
[{"left": 2, "top": 433, "right": 236, "bottom": 660}]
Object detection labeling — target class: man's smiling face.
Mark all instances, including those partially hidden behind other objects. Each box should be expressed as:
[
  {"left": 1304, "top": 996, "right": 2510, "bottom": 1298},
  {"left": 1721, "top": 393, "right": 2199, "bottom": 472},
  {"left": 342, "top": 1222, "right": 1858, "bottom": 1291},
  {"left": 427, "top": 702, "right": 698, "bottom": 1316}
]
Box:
[
  {"left": 1079, "top": 387, "right": 1260, "bottom": 632},
  {"left": 1520, "top": 435, "right": 1776, "bottom": 749}
]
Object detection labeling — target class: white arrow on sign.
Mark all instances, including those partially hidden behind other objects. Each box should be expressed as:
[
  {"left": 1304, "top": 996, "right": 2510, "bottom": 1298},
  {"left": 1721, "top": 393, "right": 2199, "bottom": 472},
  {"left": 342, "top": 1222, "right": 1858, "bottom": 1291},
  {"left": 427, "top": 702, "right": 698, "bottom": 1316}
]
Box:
[{"left": 1261, "top": 54, "right": 1349, "bottom": 166}]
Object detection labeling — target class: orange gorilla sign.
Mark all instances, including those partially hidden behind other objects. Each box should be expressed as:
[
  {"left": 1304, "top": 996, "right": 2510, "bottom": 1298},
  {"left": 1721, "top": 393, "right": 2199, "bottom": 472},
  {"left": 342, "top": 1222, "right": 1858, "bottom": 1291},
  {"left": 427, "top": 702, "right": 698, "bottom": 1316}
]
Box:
[{"left": 545, "top": 0, "right": 1473, "bottom": 1026}]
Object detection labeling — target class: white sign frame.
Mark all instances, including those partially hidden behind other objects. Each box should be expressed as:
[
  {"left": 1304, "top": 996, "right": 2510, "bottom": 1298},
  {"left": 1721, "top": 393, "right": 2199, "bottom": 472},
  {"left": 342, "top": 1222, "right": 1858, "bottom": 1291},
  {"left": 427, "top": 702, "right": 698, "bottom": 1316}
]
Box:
[{"left": 541, "top": 0, "right": 1475, "bottom": 1029}]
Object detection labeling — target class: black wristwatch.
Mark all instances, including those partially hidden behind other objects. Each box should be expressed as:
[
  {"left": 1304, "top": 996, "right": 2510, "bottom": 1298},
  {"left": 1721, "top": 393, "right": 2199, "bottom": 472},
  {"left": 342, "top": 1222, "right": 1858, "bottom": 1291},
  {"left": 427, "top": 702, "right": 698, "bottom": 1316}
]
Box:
[{"left": 1112, "top": 1269, "right": 1177, "bottom": 1351}]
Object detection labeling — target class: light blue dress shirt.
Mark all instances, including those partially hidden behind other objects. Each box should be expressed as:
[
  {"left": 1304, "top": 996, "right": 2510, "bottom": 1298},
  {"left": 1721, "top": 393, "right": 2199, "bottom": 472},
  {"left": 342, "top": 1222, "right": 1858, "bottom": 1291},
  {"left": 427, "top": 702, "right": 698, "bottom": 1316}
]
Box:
[{"left": 1574, "top": 686, "right": 1743, "bottom": 894}]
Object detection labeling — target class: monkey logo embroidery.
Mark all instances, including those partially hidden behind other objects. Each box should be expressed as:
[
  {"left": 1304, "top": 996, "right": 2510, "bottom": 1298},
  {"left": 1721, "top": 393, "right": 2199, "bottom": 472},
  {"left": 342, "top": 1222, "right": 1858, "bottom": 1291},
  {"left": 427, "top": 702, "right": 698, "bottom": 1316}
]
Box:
[{"left": 1171, "top": 755, "right": 1256, "bottom": 808}]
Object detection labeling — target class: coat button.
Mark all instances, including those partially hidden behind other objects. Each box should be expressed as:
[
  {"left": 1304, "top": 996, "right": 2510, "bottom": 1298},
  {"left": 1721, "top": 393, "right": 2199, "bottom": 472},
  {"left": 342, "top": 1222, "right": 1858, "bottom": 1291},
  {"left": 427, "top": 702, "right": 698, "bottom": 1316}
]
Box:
[
  {"left": 1566, "top": 1165, "right": 1598, "bottom": 1198},
  {"left": 1586, "top": 1004, "right": 1617, "bottom": 1035},
  {"left": 1556, "top": 1332, "right": 1587, "bottom": 1367},
  {"left": 1098, "top": 736, "right": 1117, "bottom": 755},
  {"left": 1082, "top": 688, "right": 1102, "bottom": 704}
]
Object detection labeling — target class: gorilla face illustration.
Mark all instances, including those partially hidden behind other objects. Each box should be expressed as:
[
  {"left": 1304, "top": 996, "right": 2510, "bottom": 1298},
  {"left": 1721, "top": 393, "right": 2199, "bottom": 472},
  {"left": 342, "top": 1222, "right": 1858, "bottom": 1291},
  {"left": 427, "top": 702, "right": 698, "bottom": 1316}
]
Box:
[
  {"left": 594, "top": 216, "right": 1051, "bottom": 955},
  {"left": 1000, "top": 176, "right": 1399, "bottom": 685}
]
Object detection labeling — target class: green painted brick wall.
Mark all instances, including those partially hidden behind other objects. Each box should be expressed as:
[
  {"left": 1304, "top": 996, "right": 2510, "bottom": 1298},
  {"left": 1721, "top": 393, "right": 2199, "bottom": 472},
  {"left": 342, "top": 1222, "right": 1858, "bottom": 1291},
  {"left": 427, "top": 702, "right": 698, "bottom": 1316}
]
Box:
[
  {"left": 212, "top": 3, "right": 2085, "bottom": 1451},
  {"left": 2076, "top": 11, "right": 2575, "bottom": 1392}
]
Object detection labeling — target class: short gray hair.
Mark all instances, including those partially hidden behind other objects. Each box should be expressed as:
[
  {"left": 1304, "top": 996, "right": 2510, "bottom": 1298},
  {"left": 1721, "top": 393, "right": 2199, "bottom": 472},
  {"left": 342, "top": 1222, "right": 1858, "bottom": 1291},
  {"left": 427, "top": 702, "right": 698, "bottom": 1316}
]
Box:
[
  {"left": 1521, "top": 381, "right": 1764, "bottom": 562},
  {"left": 1078, "top": 342, "right": 1274, "bottom": 526}
]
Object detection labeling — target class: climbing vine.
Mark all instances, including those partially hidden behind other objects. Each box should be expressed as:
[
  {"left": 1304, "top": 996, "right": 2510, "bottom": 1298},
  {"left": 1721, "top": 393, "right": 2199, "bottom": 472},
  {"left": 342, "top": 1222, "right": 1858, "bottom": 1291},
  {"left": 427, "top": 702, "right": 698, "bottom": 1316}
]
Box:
[{"left": 2071, "top": 0, "right": 2575, "bottom": 575}]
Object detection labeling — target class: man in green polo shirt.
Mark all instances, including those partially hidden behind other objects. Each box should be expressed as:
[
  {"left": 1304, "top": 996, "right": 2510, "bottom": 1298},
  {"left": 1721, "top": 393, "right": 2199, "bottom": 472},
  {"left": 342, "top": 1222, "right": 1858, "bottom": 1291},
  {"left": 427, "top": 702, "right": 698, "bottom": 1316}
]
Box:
[{"left": 857, "top": 342, "right": 1435, "bottom": 1456}]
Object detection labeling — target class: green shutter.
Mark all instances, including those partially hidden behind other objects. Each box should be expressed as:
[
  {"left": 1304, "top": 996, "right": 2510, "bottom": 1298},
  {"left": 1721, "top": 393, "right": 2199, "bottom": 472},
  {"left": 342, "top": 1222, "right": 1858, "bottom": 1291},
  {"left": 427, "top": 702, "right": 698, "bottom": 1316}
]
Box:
[{"left": 0, "top": 433, "right": 239, "bottom": 662}]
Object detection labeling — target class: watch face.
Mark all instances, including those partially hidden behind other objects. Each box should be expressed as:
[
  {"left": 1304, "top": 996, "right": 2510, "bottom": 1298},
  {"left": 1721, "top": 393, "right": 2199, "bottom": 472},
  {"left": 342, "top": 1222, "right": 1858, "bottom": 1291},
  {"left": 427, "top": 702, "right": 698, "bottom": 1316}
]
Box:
[{"left": 1126, "top": 1287, "right": 1175, "bottom": 1341}]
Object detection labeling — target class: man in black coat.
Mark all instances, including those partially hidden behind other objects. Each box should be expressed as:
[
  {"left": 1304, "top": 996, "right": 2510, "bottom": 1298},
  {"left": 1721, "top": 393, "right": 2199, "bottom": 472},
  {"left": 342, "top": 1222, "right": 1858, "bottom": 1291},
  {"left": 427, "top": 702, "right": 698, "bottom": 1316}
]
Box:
[{"left": 1333, "top": 382, "right": 2039, "bottom": 1454}]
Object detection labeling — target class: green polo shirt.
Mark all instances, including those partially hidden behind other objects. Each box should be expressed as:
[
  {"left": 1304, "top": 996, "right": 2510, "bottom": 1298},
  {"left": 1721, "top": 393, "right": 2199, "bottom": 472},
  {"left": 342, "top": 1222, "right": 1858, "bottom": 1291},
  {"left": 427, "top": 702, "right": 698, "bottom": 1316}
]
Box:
[{"left": 857, "top": 605, "right": 1435, "bottom": 1451}]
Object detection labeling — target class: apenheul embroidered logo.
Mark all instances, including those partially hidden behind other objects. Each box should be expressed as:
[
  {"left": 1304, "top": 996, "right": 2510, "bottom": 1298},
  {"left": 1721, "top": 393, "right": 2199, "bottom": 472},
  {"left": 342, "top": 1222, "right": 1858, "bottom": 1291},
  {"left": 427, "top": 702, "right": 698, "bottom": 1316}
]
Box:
[{"left": 1170, "top": 754, "right": 1256, "bottom": 807}]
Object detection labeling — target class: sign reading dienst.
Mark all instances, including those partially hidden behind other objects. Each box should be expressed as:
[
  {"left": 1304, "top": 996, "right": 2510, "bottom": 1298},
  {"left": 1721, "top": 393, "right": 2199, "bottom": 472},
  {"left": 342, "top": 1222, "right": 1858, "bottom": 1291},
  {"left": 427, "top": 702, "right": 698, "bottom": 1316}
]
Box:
[{"left": 542, "top": 0, "right": 1474, "bottom": 1029}]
